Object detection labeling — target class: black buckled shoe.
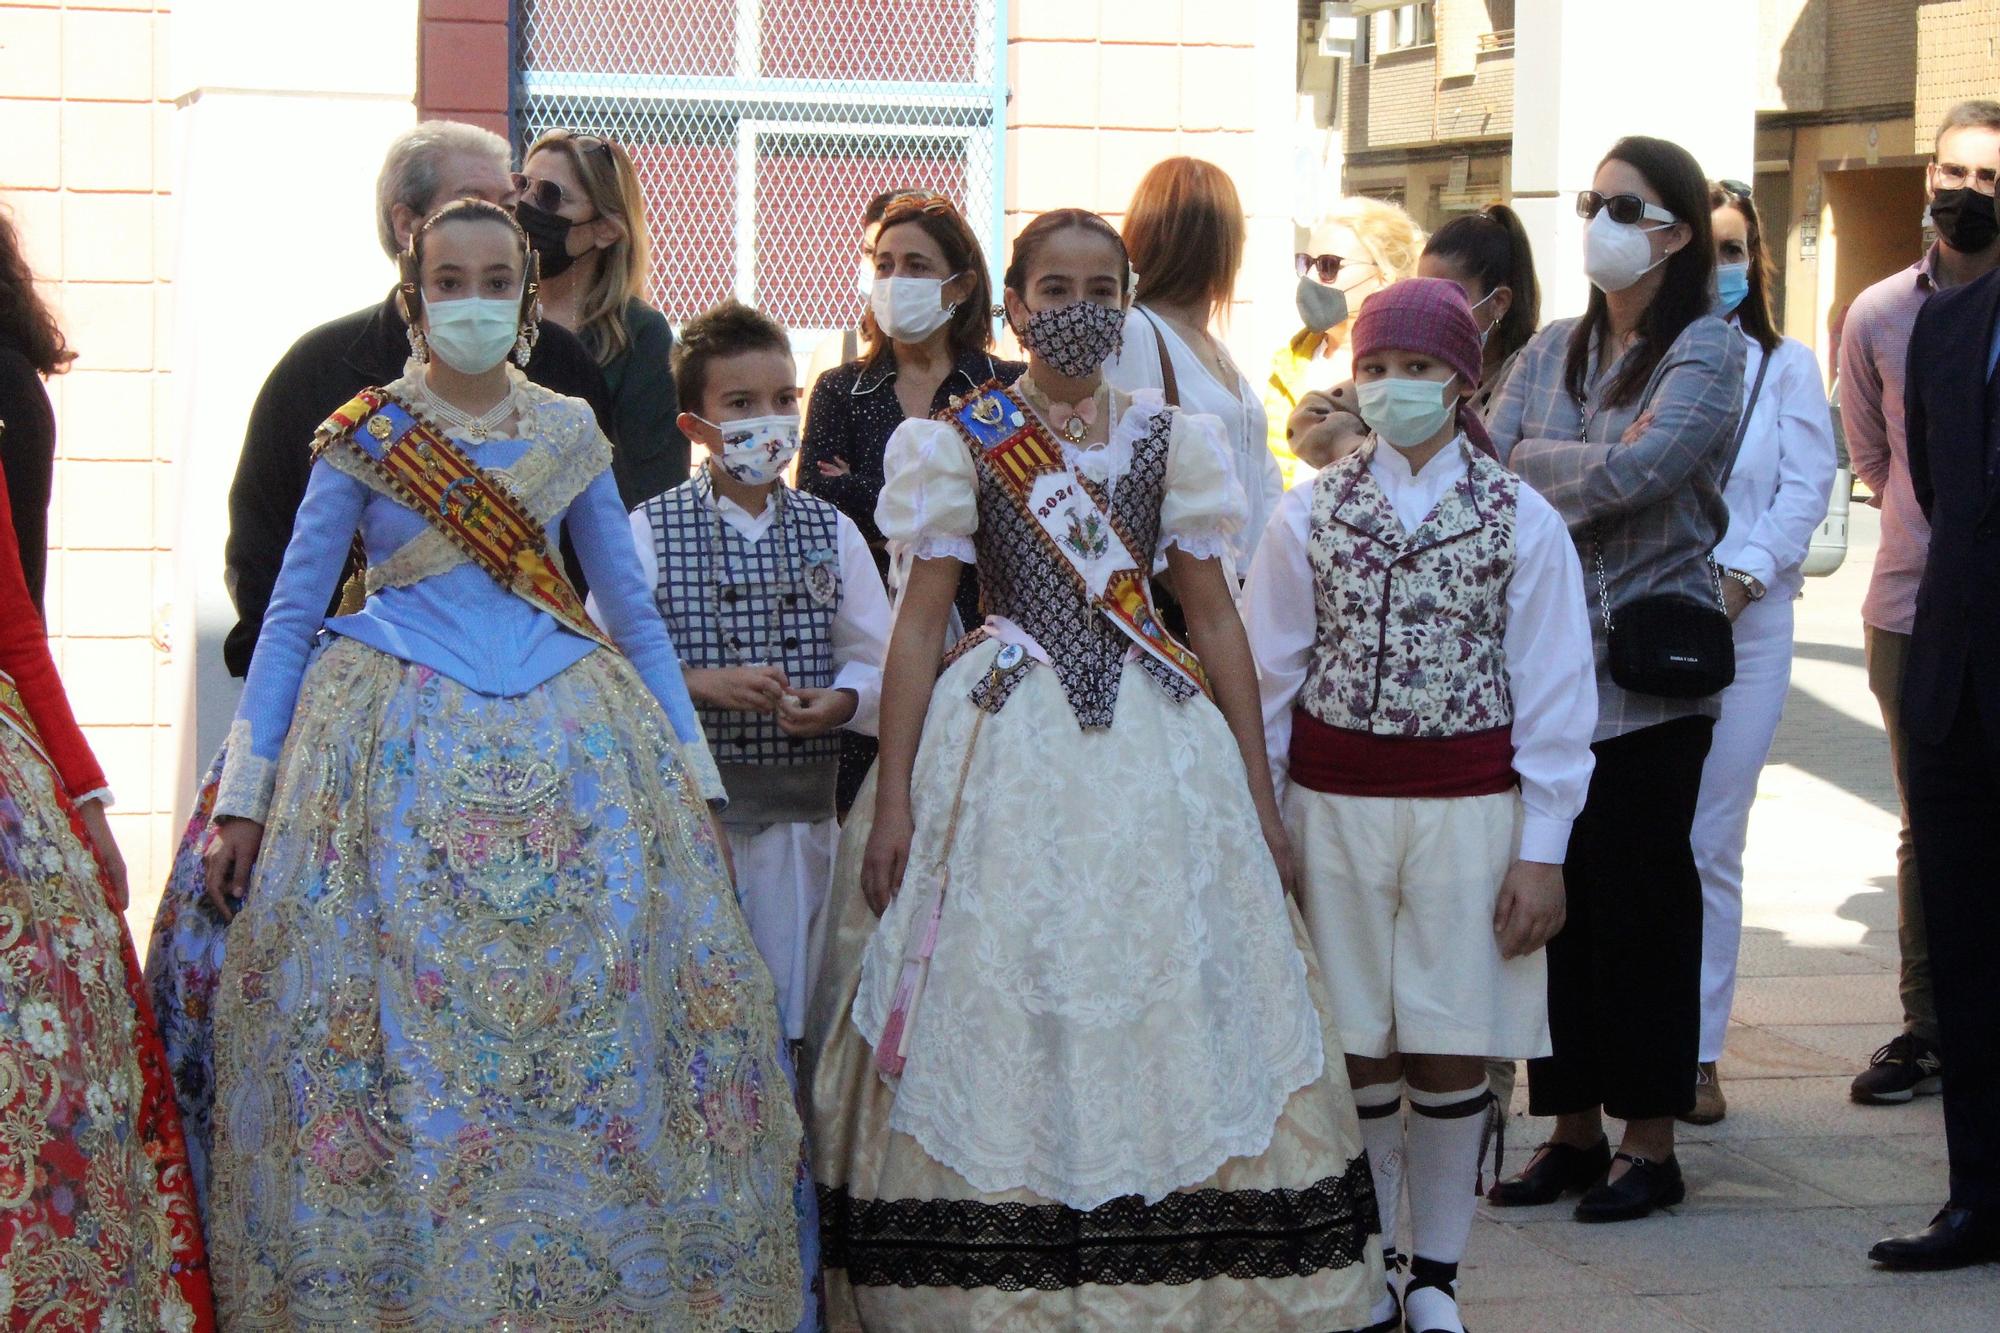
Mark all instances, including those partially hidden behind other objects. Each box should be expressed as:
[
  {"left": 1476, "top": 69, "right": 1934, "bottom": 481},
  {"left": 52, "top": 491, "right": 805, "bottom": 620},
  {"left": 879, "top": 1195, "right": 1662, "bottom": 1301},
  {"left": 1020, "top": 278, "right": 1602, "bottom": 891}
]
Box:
[
  {"left": 1485, "top": 1136, "right": 1610, "bottom": 1207},
  {"left": 1868, "top": 1206, "right": 2000, "bottom": 1270},
  {"left": 1574, "top": 1151, "right": 1685, "bottom": 1222}
]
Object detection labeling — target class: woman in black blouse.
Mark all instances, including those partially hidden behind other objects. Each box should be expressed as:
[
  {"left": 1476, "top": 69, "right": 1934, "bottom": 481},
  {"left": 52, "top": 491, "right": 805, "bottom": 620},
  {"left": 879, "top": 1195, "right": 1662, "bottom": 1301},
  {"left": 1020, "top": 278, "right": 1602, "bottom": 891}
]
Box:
[
  {"left": 800, "top": 192, "right": 1020, "bottom": 809},
  {"left": 0, "top": 209, "right": 72, "bottom": 614},
  {"left": 516, "top": 130, "right": 687, "bottom": 505}
]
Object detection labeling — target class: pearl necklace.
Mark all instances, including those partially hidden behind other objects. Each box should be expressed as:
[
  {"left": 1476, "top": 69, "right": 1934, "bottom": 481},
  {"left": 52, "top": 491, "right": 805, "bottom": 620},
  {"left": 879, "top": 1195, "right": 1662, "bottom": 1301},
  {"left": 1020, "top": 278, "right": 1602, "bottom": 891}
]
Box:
[{"left": 416, "top": 377, "right": 516, "bottom": 442}]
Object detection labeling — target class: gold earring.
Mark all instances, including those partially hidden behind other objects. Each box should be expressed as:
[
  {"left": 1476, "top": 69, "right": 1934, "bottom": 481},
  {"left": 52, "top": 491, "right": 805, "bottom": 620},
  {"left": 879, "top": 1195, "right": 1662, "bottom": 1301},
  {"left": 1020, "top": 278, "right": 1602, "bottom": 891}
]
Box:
[
  {"left": 407, "top": 324, "right": 430, "bottom": 364},
  {"left": 513, "top": 320, "right": 539, "bottom": 367}
]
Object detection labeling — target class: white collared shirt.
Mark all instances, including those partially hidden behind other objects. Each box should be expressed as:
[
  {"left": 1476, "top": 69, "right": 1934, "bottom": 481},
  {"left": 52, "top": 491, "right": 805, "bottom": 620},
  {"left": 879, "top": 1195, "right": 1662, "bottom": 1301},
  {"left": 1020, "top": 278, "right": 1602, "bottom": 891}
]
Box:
[{"left": 1240, "top": 435, "right": 1599, "bottom": 864}]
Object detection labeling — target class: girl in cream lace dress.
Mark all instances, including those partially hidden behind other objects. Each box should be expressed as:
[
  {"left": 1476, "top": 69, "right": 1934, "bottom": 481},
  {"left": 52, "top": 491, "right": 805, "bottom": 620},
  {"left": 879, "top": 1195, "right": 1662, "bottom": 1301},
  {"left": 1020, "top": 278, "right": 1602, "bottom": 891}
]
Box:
[{"left": 807, "top": 209, "right": 1380, "bottom": 1331}]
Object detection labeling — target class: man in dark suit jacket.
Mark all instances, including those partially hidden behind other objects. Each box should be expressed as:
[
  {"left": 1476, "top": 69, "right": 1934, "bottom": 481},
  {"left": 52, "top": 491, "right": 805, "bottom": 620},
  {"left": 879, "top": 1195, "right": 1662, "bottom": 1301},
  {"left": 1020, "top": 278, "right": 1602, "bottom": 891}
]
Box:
[
  {"left": 221, "top": 120, "right": 617, "bottom": 677},
  {"left": 1874, "top": 259, "right": 2000, "bottom": 1270}
]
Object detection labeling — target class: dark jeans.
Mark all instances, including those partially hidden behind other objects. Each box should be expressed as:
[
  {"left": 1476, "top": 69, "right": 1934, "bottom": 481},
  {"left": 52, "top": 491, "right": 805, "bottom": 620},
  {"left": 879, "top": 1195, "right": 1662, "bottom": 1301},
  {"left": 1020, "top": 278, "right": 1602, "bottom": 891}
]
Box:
[
  {"left": 1907, "top": 682, "right": 2000, "bottom": 1213},
  {"left": 1530, "top": 715, "right": 1714, "bottom": 1122}
]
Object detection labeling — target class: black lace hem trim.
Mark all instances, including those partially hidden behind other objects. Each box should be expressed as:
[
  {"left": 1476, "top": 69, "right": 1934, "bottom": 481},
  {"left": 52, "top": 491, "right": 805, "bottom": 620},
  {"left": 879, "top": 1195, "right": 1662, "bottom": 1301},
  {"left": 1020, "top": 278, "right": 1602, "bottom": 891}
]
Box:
[{"left": 820, "top": 1155, "right": 1379, "bottom": 1292}]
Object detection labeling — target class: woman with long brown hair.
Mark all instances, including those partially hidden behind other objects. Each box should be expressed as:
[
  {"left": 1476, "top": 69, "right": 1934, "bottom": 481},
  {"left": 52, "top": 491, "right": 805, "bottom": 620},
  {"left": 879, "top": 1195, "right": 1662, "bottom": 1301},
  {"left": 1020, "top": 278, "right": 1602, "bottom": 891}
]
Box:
[
  {"left": 1685, "top": 180, "right": 1835, "bottom": 1124},
  {"left": 1485, "top": 136, "right": 1746, "bottom": 1223},
  {"left": 517, "top": 129, "right": 687, "bottom": 502},
  {"left": 1107, "top": 156, "right": 1283, "bottom": 565},
  {"left": 798, "top": 192, "right": 1021, "bottom": 811},
  {"left": 0, "top": 207, "right": 74, "bottom": 611}
]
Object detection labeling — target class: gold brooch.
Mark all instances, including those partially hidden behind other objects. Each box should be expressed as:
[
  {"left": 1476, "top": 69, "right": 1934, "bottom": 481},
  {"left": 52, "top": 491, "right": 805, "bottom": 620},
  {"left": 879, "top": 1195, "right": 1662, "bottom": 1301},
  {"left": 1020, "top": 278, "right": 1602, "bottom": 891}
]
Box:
[
  {"left": 365, "top": 415, "right": 394, "bottom": 441},
  {"left": 970, "top": 394, "right": 1004, "bottom": 427}
]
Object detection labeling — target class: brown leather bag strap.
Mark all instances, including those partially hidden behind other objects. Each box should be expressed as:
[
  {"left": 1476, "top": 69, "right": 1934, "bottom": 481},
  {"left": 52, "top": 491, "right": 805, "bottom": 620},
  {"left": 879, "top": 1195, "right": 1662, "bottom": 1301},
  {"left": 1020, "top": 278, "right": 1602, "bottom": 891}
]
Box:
[{"left": 1141, "top": 308, "right": 1180, "bottom": 408}]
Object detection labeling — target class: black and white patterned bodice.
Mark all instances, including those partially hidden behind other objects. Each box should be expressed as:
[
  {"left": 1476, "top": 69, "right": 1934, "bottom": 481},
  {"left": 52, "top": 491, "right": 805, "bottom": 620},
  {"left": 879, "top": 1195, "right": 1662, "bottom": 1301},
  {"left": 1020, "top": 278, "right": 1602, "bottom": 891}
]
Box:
[{"left": 963, "top": 406, "right": 1199, "bottom": 730}]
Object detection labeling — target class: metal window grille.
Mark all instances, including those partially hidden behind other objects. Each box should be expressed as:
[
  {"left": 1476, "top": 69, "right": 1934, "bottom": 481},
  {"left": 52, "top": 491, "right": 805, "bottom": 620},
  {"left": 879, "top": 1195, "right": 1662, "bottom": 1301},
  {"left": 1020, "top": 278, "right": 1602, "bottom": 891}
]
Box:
[{"left": 514, "top": 0, "right": 1008, "bottom": 347}]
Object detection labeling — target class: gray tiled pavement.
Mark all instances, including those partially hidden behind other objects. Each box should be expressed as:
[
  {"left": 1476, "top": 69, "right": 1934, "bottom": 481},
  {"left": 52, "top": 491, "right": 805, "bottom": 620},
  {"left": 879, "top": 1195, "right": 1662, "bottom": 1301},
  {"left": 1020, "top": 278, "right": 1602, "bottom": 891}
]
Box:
[{"left": 1461, "top": 507, "right": 2000, "bottom": 1329}]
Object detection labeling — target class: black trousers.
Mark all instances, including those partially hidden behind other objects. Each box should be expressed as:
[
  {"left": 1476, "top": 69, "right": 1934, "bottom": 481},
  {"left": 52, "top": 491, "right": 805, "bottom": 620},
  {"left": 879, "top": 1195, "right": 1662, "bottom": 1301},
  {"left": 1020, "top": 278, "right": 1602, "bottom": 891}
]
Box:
[
  {"left": 1906, "top": 682, "right": 2000, "bottom": 1214},
  {"left": 1529, "top": 715, "right": 1713, "bottom": 1122}
]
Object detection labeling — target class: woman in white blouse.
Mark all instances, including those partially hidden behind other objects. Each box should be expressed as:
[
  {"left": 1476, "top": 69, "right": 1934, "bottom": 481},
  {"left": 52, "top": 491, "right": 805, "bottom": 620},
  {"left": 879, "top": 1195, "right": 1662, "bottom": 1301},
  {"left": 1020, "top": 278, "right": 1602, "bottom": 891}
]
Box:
[
  {"left": 1688, "top": 180, "right": 1837, "bottom": 1125},
  {"left": 1106, "top": 156, "right": 1283, "bottom": 567}
]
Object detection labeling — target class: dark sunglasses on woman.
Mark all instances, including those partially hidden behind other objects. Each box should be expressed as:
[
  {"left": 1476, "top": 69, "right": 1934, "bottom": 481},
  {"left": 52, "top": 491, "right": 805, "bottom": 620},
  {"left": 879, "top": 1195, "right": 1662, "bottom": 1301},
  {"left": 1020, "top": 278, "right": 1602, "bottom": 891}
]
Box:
[
  {"left": 1295, "top": 252, "right": 1352, "bottom": 283},
  {"left": 1576, "top": 190, "right": 1677, "bottom": 226},
  {"left": 510, "top": 136, "right": 615, "bottom": 213}
]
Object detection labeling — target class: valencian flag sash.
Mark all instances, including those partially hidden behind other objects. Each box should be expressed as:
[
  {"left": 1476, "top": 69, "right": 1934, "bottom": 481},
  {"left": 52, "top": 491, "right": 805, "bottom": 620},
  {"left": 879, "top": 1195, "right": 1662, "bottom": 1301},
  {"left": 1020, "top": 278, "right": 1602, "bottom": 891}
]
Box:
[
  {"left": 313, "top": 387, "right": 613, "bottom": 649},
  {"left": 943, "top": 380, "right": 1209, "bottom": 696}
]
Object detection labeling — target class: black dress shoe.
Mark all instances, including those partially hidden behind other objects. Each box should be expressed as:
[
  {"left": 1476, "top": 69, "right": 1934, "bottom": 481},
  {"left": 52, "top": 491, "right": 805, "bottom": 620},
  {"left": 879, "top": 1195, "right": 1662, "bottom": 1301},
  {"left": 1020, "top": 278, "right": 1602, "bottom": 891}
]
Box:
[
  {"left": 1868, "top": 1206, "right": 2000, "bottom": 1270},
  {"left": 1574, "top": 1151, "right": 1685, "bottom": 1222},
  {"left": 1486, "top": 1136, "right": 1611, "bottom": 1206}
]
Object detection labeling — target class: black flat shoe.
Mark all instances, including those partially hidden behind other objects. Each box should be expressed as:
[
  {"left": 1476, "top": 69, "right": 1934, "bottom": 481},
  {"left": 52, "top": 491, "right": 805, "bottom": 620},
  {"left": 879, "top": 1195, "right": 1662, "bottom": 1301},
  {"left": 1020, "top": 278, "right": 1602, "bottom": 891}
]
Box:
[
  {"left": 1485, "top": 1136, "right": 1610, "bottom": 1206},
  {"left": 1574, "top": 1151, "right": 1684, "bottom": 1222},
  {"left": 1868, "top": 1206, "right": 2000, "bottom": 1270}
]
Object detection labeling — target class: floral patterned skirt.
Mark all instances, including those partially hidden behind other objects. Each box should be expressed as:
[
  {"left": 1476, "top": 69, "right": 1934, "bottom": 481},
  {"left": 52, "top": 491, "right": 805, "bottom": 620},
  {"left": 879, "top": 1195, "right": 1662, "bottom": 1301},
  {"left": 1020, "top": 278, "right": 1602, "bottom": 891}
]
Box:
[
  {"left": 0, "top": 715, "right": 214, "bottom": 1331},
  {"left": 144, "top": 742, "right": 228, "bottom": 1214},
  {"left": 207, "top": 636, "right": 811, "bottom": 1331}
]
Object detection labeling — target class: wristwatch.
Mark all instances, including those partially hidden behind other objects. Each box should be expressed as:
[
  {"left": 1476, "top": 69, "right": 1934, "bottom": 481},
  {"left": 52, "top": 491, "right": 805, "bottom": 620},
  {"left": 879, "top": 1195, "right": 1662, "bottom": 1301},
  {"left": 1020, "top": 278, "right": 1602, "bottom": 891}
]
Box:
[{"left": 1721, "top": 568, "right": 1766, "bottom": 601}]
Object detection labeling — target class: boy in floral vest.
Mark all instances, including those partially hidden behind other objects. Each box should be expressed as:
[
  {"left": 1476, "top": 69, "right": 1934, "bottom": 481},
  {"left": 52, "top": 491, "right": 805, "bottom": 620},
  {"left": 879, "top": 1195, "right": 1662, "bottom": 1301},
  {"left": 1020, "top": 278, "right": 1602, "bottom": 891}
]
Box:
[
  {"left": 1242, "top": 278, "right": 1597, "bottom": 1333},
  {"left": 625, "top": 300, "right": 891, "bottom": 1043}
]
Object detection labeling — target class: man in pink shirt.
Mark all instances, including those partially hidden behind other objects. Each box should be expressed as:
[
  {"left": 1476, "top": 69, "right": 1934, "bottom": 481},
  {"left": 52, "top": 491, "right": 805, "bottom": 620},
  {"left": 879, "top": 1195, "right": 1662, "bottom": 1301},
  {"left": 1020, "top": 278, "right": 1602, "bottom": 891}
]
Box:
[{"left": 1840, "top": 99, "right": 2000, "bottom": 1108}]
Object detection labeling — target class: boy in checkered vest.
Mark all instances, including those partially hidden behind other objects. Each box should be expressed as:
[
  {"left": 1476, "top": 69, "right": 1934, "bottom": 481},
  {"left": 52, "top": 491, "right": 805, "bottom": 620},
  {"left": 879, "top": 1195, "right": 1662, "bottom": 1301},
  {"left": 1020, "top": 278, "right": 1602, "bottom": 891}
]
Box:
[
  {"left": 1242, "top": 279, "right": 1597, "bottom": 1333},
  {"left": 626, "top": 300, "right": 892, "bottom": 1043}
]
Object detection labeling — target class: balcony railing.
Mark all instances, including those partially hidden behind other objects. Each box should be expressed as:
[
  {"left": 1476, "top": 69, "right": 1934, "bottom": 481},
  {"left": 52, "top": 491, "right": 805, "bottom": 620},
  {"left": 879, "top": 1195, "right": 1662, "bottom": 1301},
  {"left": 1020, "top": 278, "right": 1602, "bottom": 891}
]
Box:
[{"left": 1478, "top": 29, "right": 1515, "bottom": 52}]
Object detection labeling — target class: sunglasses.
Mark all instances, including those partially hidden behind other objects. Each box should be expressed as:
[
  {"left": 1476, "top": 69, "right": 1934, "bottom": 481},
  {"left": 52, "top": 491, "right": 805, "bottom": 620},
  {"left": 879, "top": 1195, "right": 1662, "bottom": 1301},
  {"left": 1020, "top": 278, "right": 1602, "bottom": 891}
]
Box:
[
  {"left": 1716, "top": 178, "right": 1753, "bottom": 200},
  {"left": 1296, "top": 252, "right": 1365, "bottom": 283},
  {"left": 511, "top": 135, "right": 617, "bottom": 212},
  {"left": 883, "top": 191, "right": 960, "bottom": 219},
  {"left": 1577, "top": 191, "right": 1678, "bottom": 226}
]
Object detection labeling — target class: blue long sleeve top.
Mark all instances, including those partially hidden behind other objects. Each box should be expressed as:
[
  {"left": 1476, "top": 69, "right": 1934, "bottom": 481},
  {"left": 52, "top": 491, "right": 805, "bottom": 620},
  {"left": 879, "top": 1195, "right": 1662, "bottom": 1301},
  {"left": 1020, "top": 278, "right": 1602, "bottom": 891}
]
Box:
[{"left": 213, "top": 376, "right": 722, "bottom": 822}]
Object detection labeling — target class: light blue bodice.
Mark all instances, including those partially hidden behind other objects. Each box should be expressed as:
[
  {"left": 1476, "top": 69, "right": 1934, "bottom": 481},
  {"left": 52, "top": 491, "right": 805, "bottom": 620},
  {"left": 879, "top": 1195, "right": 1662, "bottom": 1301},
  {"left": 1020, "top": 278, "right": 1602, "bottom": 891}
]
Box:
[{"left": 216, "top": 380, "right": 711, "bottom": 820}]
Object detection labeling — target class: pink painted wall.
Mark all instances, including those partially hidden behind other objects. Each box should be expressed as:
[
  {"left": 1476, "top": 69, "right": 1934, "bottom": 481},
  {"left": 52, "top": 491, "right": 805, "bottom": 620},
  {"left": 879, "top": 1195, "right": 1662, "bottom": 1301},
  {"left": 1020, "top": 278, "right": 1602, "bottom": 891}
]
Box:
[{"left": 418, "top": 0, "right": 509, "bottom": 136}]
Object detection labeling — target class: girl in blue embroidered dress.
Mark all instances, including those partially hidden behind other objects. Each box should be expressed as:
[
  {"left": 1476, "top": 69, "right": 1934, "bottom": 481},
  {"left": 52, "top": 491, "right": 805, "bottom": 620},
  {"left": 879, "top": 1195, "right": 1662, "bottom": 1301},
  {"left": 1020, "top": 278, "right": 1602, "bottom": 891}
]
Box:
[{"left": 200, "top": 201, "right": 811, "bottom": 1332}]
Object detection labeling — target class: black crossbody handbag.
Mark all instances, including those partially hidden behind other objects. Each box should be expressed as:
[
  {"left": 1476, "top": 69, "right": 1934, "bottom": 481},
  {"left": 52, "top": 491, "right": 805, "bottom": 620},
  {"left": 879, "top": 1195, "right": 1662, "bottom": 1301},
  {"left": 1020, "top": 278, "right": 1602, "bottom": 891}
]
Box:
[{"left": 1582, "top": 350, "right": 1767, "bottom": 699}]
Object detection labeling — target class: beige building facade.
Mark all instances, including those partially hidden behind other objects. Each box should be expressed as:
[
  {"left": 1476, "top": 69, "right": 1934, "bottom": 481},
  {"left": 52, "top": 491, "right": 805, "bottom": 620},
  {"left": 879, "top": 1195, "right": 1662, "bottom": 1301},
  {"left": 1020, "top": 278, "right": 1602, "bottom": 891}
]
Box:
[{"left": 1312, "top": 0, "right": 2000, "bottom": 370}]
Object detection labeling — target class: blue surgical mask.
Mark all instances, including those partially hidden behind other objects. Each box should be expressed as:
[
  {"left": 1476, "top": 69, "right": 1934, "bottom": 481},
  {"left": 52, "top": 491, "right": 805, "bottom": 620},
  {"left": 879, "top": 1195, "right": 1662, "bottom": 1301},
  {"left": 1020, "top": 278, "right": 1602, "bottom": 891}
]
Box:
[
  {"left": 1714, "top": 260, "right": 1751, "bottom": 316},
  {"left": 424, "top": 297, "right": 521, "bottom": 374},
  {"left": 1356, "top": 374, "right": 1459, "bottom": 450}
]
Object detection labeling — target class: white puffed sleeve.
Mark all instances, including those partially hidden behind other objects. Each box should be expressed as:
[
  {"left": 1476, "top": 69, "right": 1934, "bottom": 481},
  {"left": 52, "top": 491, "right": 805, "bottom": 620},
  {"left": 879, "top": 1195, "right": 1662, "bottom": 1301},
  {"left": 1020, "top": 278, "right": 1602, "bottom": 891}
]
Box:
[
  {"left": 875, "top": 417, "right": 980, "bottom": 564},
  {"left": 1157, "top": 408, "right": 1248, "bottom": 563}
]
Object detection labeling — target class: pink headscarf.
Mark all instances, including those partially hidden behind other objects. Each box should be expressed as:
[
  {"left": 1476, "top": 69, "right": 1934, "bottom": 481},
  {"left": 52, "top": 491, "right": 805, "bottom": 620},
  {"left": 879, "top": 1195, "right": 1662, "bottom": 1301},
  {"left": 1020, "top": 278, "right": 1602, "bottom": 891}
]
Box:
[{"left": 1349, "top": 276, "right": 1496, "bottom": 457}]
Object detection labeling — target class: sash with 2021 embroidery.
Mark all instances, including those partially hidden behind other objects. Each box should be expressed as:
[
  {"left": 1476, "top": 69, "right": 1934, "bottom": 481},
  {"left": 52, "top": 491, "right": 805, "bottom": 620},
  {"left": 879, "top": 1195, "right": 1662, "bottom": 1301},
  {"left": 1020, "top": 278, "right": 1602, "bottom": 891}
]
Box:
[
  {"left": 312, "top": 387, "right": 613, "bottom": 649},
  {"left": 944, "top": 380, "right": 1209, "bottom": 696}
]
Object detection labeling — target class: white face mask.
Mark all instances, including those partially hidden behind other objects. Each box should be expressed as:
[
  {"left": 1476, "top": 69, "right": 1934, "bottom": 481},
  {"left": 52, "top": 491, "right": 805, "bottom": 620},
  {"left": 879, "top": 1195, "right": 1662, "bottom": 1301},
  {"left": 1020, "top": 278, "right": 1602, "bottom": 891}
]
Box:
[
  {"left": 423, "top": 297, "right": 521, "bottom": 374},
  {"left": 870, "top": 274, "right": 959, "bottom": 342},
  {"left": 1355, "top": 374, "right": 1459, "bottom": 450},
  {"left": 1583, "top": 209, "right": 1675, "bottom": 294},
  {"left": 1468, "top": 287, "right": 1500, "bottom": 347},
  {"left": 856, "top": 258, "right": 876, "bottom": 300},
  {"left": 702, "top": 414, "right": 801, "bottom": 486}
]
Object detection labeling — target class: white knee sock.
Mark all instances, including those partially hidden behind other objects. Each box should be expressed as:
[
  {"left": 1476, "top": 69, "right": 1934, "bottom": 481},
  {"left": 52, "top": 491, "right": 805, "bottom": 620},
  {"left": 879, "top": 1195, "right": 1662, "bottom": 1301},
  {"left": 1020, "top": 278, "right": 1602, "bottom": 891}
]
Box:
[
  {"left": 1403, "top": 1081, "right": 1490, "bottom": 1333},
  {"left": 1353, "top": 1080, "right": 1406, "bottom": 1326}
]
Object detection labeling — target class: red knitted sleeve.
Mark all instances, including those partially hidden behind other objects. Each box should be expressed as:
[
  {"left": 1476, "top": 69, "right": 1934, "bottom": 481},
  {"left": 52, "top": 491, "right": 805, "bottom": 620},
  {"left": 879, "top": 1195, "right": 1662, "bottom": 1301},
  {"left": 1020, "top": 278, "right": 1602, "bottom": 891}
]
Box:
[{"left": 0, "top": 464, "right": 107, "bottom": 799}]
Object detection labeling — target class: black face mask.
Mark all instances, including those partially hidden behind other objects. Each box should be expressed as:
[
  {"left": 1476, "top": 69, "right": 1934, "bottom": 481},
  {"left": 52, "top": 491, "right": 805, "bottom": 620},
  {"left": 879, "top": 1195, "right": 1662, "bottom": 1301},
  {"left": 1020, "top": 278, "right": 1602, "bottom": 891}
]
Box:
[
  {"left": 1930, "top": 187, "right": 2000, "bottom": 255},
  {"left": 515, "top": 200, "right": 580, "bottom": 278}
]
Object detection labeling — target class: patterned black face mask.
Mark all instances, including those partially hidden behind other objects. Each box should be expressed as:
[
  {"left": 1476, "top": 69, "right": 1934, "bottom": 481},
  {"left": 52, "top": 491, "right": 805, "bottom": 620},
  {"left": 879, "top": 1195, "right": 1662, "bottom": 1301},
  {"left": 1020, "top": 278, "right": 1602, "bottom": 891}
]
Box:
[{"left": 1020, "top": 299, "right": 1126, "bottom": 377}]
